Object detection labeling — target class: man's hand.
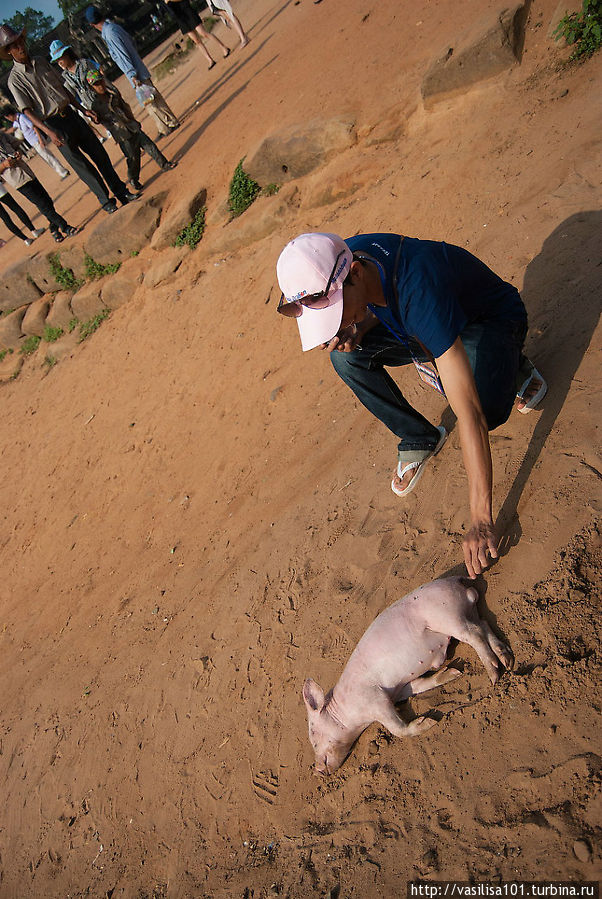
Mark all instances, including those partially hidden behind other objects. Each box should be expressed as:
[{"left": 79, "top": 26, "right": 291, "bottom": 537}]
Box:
[
  {"left": 463, "top": 520, "right": 499, "bottom": 579},
  {"left": 132, "top": 77, "right": 142, "bottom": 87},
  {"left": 84, "top": 110, "right": 100, "bottom": 124},
  {"left": 48, "top": 130, "right": 64, "bottom": 147},
  {"left": 321, "top": 324, "right": 361, "bottom": 353}
]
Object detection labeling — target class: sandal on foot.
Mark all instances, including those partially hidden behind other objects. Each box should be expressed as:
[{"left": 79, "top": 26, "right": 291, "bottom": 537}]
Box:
[
  {"left": 52, "top": 231, "right": 65, "bottom": 243},
  {"left": 391, "top": 426, "right": 447, "bottom": 497},
  {"left": 516, "top": 366, "right": 547, "bottom": 414}
]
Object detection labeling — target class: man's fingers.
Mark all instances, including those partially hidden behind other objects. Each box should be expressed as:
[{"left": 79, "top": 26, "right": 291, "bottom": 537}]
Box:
[{"left": 463, "top": 542, "right": 477, "bottom": 579}]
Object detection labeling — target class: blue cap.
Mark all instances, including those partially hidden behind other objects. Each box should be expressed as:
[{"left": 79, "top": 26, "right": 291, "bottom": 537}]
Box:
[
  {"left": 84, "top": 6, "right": 103, "bottom": 24},
  {"left": 49, "top": 39, "right": 71, "bottom": 61}
]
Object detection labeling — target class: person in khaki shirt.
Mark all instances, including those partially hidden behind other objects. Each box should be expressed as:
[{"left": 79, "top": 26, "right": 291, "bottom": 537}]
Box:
[
  {"left": 0, "top": 129, "right": 76, "bottom": 242},
  {"left": 0, "top": 23, "right": 138, "bottom": 215}
]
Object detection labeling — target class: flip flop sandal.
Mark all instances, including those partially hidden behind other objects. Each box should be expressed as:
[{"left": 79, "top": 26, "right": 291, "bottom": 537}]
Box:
[
  {"left": 516, "top": 366, "right": 547, "bottom": 414},
  {"left": 391, "top": 426, "right": 447, "bottom": 497}
]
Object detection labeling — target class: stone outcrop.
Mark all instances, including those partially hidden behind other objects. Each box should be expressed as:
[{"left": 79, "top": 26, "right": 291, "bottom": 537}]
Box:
[
  {"left": 71, "top": 280, "right": 106, "bottom": 321},
  {"left": 101, "top": 260, "right": 145, "bottom": 310},
  {"left": 0, "top": 306, "right": 28, "bottom": 351},
  {"left": 46, "top": 291, "right": 75, "bottom": 331},
  {"left": 35, "top": 329, "right": 80, "bottom": 365},
  {"left": 0, "top": 350, "right": 23, "bottom": 382},
  {"left": 144, "top": 246, "right": 189, "bottom": 288},
  {"left": 244, "top": 117, "right": 357, "bottom": 185},
  {"left": 21, "top": 297, "right": 51, "bottom": 337},
  {"left": 84, "top": 191, "right": 168, "bottom": 265},
  {"left": 421, "top": 2, "right": 530, "bottom": 105},
  {"left": 150, "top": 188, "right": 206, "bottom": 251},
  {"left": 0, "top": 260, "right": 42, "bottom": 312},
  {"left": 27, "top": 252, "right": 57, "bottom": 295}
]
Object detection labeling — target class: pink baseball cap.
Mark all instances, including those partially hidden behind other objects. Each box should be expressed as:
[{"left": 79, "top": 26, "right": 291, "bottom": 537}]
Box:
[{"left": 276, "top": 232, "right": 352, "bottom": 351}]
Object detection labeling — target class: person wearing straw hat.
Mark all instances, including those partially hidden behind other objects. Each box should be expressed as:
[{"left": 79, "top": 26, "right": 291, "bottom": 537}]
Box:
[
  {"left": 276, "top": 232, "right": 547, "bottom": 579},
  {"left": 0, "top": 23, "right": 138, "bottom": 214}
]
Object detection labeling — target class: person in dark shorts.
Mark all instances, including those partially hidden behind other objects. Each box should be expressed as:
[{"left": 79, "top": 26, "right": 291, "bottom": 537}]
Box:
[{"left": 164, "top": 0, "right": 231, "bottom": 69}]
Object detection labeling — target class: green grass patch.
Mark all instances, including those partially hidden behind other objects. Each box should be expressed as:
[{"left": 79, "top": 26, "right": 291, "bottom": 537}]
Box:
[
  {"left": 49, "top": 253, "right": 83, "bottom": 291},
  {"left": 84, "top": 254, "right": 121, "bottom": 280},
  {"left": 261, "top": 183, "right": 280, "bottom": 197},
  {"left": 43, "top": 324, "right": 64, "bottom": 342},
  {"left": 228, "top": 159, "right": 261, "bottom": 218},
  {"left": 68, "top": 318, "right": 79, "bottom": 333},
  {"left": 153, "top": 36, "right": 197, "bottom": 80},
  {"left": 174, "top": 206, "right": 206, "bottom": 249},
  {"left": 79, "top": 309, "right": 110, "bottom": 342},
  {"left": 20, "top": 335, "right": 41, "bottom": 356},
  {"left": 43, "top": 355, "right": 57, "bottom": 369},
  {"left": 0, "top": 347, "right": 14, "bottom": 362},
  {"left": 554, "top": 0, "right": 602, "bottom": 59}
]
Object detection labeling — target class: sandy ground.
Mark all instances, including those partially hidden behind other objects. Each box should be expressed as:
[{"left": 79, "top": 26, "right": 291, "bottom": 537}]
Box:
[{"left": 0, "top": 0, "right": 601, "bottom": 896}]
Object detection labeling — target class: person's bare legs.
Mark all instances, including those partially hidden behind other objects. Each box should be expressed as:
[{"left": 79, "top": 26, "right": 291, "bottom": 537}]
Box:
[
  {"left": 222, "top": 10, "right": 248, "bottom": 46},
  {"left": 185, "top": 28, "right": 216, "bottom": 67},
  {"left": 191, "top": 21, "right": 230, "bottom": 66}
]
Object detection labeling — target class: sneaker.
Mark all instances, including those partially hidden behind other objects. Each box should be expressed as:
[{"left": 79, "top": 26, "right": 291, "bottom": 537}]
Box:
[
  {"left": 60, "top": 171, "right": 70, "bottom": 179},
  {"left": 30, "top": 227, "right": 46, "bottom": 239},
  {"left": 102, "top": 199, "right": 117, "bottom": 214},
  {"left": 52, "top": 231, "right": 65, "bottom": 243},
  {"left": 24, "top": 238, "right": 33, "bottom": 246},
  {"left": 161, "top": 161, "right": 177, "bottom": 171},
  {"left": 129, "top": 180, "right": 143, "bottom": 191},
  {"left": 122, "top": 190, "right": 141, "bottom": 203}
]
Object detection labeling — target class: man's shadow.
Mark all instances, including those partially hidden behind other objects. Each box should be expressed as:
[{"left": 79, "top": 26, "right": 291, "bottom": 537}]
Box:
[
  {"left": 437, "top": 210, "right": 601, "bottom": 592},
  {"left": 495, "top": 209, "right": 601, "bottom": 554}
]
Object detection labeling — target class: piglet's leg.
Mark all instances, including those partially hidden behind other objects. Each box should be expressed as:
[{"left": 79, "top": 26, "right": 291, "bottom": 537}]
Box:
[
  {"left": 450, "top": 614, "right": 511, "bottom": 685},
  {"left": 398, "top": 665, "right": 463, "bottom": 700},
  {"left": 377, "top": 703, "right": 438, "bottom": 738}
]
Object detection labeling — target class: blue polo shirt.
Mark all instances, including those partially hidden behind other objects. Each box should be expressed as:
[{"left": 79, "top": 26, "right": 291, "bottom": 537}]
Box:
[
  {"left": 345, "top": 233, "right": 526, "bottom": 358},
  {"left": 101, "top": 19, "right": 150, "bottom": 85}
]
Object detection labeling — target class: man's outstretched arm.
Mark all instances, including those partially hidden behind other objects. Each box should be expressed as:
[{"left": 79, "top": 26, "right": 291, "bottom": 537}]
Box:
[{"left": 436, "top": 337, "right": 498, "bottom": 578}]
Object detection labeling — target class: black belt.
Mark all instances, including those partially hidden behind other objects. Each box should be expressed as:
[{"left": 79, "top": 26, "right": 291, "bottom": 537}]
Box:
[{"left": 46, "top": 106, "right": 70, "bottom": 120}]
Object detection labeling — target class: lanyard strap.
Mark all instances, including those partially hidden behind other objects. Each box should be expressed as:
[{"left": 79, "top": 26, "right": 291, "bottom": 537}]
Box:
[{"left": 366, "top": 237, "right": 447, "bottom": 397}]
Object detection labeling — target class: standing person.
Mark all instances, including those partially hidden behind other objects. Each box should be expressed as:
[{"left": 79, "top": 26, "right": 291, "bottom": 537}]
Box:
[
  {"left": 85, "top": 69, "right": 176, "bottom": 190},
  {"left": 0, "top": 130, "right": 77, "bottom": 242},
  {"left": 49, "top": 40, "right": 113, "bottom": 142},
  {"left": 84, "top": 6, "right": 180, "bottom": 139},
  {"left": 207, "top": 0, "right": 249, "bottom": 49},
  {"left": 0, "top": 181, "right": 45, "bottom": 245},
  {"left": 3, "top": 106, "right": 70, "bottom": 179},
  {"left": 276, "top": 232, "right": 547, "bottom": 579},
  {"left": 0, "top": 24, "right": 139, "bottom": 215},
  {"left": 163, "top": 0, "right": 231, "bottom": 69}
]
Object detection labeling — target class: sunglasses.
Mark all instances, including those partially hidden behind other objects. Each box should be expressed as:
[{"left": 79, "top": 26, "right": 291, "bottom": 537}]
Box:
[{"left": 277, "top": 250, "right": 346, "bottom": 318}]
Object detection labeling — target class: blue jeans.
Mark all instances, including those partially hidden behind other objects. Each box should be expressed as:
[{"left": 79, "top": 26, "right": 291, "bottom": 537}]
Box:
[{"left": 330, "top": 319, "right": 528, "bottom": 452}]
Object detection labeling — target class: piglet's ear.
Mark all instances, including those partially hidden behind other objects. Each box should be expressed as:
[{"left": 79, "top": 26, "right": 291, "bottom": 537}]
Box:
[{"left": 303, "top": 678, "right": 325, "bottom": 712}]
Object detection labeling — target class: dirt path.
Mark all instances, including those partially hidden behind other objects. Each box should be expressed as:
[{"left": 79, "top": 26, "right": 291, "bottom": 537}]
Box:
[{"left": 0, "top": 0, "right": 600, "bottom": 896}]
